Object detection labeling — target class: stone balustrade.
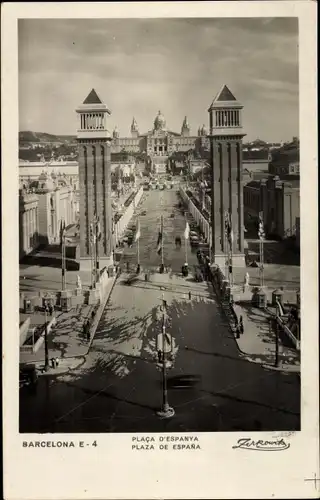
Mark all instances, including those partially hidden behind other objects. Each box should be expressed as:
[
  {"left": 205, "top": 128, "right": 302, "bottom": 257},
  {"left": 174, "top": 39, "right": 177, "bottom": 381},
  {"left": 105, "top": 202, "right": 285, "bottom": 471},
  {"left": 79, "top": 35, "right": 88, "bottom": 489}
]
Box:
[
  {"left": 179, "top": 187, "right": 210, "bottom": 241},
  {"left": 114, "top": 186, "right": 143, "bottom": 245}
]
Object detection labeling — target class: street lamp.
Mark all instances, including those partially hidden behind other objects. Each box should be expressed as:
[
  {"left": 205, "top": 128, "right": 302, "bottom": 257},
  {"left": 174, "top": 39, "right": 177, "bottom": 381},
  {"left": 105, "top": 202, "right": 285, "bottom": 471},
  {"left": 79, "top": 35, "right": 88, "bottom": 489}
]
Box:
[
  {"left": 93, "top": 214, "right": 100, "bottom": 283},
  {"left": 43, "top": 301, "right": 50, "bottom": 371},
  {"left": 156, "top": 296, "right": 175, "bottom": 419},
  {"left": 89, "top": 223, "right": 96, "bottom": 289},
  {"left": 61, "top": 224, "right": 66, "bottom": 290},
  {"left": 258, "top": 211, "right": 265, "bottom": 288}
]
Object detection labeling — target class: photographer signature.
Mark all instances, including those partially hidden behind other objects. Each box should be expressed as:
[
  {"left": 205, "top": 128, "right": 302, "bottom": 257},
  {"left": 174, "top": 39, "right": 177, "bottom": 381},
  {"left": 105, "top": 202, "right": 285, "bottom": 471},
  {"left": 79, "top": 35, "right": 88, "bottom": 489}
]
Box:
[{"left": 232, "top": 438, "right": 290, "bottom": 451}]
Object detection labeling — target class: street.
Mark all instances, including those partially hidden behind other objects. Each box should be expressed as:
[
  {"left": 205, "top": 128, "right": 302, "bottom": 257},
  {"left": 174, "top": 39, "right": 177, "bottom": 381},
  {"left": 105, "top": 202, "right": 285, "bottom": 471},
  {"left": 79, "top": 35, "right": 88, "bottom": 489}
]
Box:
[
  {"left": 120, "top": 188, "right": 198, "bottom": 273},
  {"left": 19, "top": 189, "right": 300, "bottom": 433}
]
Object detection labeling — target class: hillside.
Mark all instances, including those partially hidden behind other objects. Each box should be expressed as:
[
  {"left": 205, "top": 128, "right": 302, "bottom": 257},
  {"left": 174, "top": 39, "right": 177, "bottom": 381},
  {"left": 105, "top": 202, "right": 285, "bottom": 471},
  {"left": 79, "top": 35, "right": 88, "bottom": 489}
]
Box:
[{"left": 19, "top": 131, "right": 76, "bottom": 143}]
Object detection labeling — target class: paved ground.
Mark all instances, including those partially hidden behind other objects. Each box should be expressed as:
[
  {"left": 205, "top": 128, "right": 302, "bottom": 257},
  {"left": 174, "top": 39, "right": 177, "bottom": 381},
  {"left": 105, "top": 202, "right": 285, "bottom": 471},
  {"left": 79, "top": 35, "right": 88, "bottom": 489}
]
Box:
[
  {"left": 121, "top": 189, "right": 198, "bottom": 273},
  {"left": 20, "top": 190, "right": 300, "bottom": 433},
  {"left": 190, "top": 190, "right": 300, "bottom": 294},
  {"left": 19, "top": 188, "right": 137, "bottom": 298},
  {"left": 20, "top": 276, "right": 117, "bottom": 365},
  {"left": 232, "top": 302, "right": 300, "bottom": 371}
]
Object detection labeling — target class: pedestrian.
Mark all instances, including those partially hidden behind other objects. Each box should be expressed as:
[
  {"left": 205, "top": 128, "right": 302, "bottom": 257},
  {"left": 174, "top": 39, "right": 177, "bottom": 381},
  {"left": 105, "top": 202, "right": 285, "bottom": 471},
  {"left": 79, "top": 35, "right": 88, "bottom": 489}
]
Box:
[
  {"left": 239, "top": 316, "right": 244, "bottom": 335},
  {"left": 91, "top": 310, "right": 95, "bottom": 320},
  {"left": 157, "top": 349, "right": 163, "bottom": 363},
  {"left": 86, "top": 323, "right": 91, "bottom": 342},
  {"left": 188, "top": 290, "right": 192, "bottom": 300},
  {"left": 234, "top": 317, "right": 240, "bottom": 339}
]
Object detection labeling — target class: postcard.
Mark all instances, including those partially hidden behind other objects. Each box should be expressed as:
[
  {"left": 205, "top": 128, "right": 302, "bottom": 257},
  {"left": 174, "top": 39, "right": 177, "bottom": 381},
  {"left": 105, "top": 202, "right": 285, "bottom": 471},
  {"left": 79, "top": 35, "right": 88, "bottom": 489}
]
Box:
[{"left": 2, "top": 2, "right": 318, "bottom": 499}]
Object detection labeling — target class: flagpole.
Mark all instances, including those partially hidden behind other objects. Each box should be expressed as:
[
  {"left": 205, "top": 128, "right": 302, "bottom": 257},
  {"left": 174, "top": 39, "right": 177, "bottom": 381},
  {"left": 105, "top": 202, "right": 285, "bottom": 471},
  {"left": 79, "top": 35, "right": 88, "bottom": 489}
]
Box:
[
  {"left": 137, "top": 219, "right": 140, "bottom": 265},
  {"left": 95, "top": 215, "right": 100, "bottom": 283},
  {"left": 185, "top": 234, "right": 188, "bottom": 265},
  {"left": 161, "top": 215, "right": 164, "bottom": 266},
  {"left": 230, "top": 213, "right": 233, "bottom": 287}
]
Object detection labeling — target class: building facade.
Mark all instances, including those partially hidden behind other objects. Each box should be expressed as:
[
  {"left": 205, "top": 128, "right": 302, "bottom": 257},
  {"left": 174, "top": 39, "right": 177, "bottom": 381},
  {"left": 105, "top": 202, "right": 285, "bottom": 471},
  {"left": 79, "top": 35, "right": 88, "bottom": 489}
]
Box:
[
  {"left": 208, "top": 84, "right": 246, "bottom": 267},
  {"left": 76, "top": 88, "right": 114, "bottom": 271},
  {"left": 268, "top": 144, "right": 300, "bottom": 177},
  {"left": 19, "top": 160, "right": 79, "bottom": 190},
  {"left": 110, "top": 111, "right": 210, "bottom": 158},
  {"left": 19, "top": 173, "right": 78, "bottom": 259},
  {"left": 244, "top": 176, "right": 300, "bottom": 240},
  {"left": 19, "top": 190, "right": 39, "bottom": 259}
]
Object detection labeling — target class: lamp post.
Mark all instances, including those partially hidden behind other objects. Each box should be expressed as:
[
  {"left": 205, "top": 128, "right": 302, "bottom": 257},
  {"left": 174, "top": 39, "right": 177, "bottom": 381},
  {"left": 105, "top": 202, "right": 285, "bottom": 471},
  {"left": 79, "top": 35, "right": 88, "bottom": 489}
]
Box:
[
  {"left": 209, "top": 217, "right": 212, "bottom": 264},
  {"left": 44, "top": 301, "right": 49, "bottom": 371},
  {"left": 61, "top": 226, "right": 66, "bottom": 291},
  {"left": 93, "top": 214, "right": 100, "bottom": 284},
  {"left": 90, "top": 223, "right": 96, "bottom": 289},
  {"left": 274, "top": 316, "right": 279, "bottom": 368},
  {"left": 258, "top": 211, "right": 265, "bottom": 288},
  {"left": 224, "top": 211, "right": 229, "bottom": 281},
  {"left": 156, "top": 298, "right": 175, "bottom": 419}
]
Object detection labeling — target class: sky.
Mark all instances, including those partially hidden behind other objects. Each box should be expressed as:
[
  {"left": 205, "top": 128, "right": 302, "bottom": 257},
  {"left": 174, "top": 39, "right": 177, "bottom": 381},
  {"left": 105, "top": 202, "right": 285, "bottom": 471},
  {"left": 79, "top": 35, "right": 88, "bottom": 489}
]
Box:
[{"left": 18, "top": 17, "right": 299, "bottom": 142}]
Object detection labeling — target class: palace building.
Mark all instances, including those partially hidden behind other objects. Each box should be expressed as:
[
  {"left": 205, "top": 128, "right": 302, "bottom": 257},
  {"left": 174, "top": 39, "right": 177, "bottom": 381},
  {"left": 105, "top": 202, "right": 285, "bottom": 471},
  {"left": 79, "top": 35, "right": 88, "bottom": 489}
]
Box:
[{"left": 110, "top": 110, "right": 210, "bottom": 162}]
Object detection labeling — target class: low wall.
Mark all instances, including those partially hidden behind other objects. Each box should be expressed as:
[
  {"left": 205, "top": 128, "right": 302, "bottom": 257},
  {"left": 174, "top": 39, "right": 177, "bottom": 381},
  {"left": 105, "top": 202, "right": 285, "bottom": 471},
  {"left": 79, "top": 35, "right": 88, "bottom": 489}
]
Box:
[
  {"left": 20, "top": 315, "right": 57, "bottom": 354},
  {"left": 114, "top": 187, "right": 143, "bottom": 245},
  {"left": 179, "top": 187, "right": 210, "bottom": 241},
  {"left": 19, "top": 317, "right": 31, "bottom": 346},
  {"left": 276, "top": 316, "right": 300, "bottom": 351},
  {"left": 209, "top": 263, "right": 300, "bottom": 351}
]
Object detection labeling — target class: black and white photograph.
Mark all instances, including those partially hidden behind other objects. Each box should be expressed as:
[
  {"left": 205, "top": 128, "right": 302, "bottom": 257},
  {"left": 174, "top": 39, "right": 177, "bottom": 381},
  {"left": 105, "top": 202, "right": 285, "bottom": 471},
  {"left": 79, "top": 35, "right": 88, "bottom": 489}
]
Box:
[
  {"left": 17, "top": 16, "right": 303, "bottom": 433},
  {"left": 2, "top": 2, "right": 318, "bottom": 499}
]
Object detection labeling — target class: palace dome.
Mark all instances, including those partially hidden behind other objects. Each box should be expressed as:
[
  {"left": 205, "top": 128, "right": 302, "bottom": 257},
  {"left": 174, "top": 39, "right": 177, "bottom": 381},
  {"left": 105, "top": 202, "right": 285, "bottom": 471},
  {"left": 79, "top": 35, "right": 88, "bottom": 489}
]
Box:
[
  {"left": 201, "top": 124, "right": 208, "bottom": 136},
  {"left": 154, "top": 110, "right": 166, "bottom": 130},
  {"left": 37, "top": 171, "right": 55, "bottom": 191}
]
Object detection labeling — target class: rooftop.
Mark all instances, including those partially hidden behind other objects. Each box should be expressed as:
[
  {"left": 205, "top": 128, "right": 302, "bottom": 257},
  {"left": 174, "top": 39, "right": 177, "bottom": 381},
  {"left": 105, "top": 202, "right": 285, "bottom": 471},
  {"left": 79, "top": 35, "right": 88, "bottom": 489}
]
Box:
[
  {"left": 83, "top": 88, "right": 102, "bottom": 105},
  {"left": 216, "top": 85, "right": 237, "bottom": 102}
]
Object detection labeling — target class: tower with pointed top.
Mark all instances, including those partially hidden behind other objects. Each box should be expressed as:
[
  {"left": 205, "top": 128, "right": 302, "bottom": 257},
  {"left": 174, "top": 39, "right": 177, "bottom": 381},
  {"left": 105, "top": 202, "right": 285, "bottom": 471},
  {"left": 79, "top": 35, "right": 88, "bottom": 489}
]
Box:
[
  {"left": 131, "top": 117, "right": 139, "bottom": 138},
  {"left": 181, "top": 116, "right": 190, "bottom": 137},
  {"left": 76, "top": 88, "right": 113, "bottom": 271},
  {"left": 208, "top": 85, "right": 246, "bottom": 268}
]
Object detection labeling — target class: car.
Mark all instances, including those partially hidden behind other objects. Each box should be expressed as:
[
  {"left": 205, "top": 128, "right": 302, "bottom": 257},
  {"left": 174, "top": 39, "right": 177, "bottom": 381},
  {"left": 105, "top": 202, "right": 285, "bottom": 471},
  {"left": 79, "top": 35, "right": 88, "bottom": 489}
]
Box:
[
  {"left": 141, "top": 210, "right": 147, "bottom": 216},
  {"left": 19, "top": 363, "right": 38, "bottom": 388}
]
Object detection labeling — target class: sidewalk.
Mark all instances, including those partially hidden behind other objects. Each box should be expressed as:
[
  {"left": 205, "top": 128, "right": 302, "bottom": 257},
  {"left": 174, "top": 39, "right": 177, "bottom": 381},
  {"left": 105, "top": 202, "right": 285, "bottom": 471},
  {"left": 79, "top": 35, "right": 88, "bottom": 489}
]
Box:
[
  {"left": 20, "top": 303, "right": 95, "bottom": 365},
  {"left": 20, "top": 275, "right": 118, "bottom": 372},
  {"left": 232, "top": 301, "right": 300, "bottom": 373}
]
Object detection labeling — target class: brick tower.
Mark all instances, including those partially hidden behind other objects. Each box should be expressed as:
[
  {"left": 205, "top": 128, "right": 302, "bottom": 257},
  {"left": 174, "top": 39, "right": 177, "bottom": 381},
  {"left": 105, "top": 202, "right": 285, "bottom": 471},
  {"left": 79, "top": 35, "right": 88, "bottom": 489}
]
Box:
[
  {"left": 76, "top": 89, "right": 113, "bottom": 272},
  {"left": 208, "top": 85, "right": 246, "bottom": 268}
]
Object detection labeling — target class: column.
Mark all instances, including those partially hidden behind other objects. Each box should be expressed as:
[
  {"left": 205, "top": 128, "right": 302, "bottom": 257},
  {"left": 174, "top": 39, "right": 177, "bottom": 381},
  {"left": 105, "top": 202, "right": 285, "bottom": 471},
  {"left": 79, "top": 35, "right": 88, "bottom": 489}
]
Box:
[
  {"left": 237, "top": 143, "right": 244, "bottom": 252},
  {"left": 211, "top": 141, "right": 221, "bottom": 256},
  {"left": 230, "top": 142, "right": 238, "bottom": 253},
  {"left": 222, "top": 143, "right": 229, "bottom": 253},
  {"left": 35, "top": 207, "right": 38, "bottom": 245},
  {"left": 27, "top": 210, "right": 31, "bottom": 251},
  {"left": 31, "top": 208, "right": 34, "bottom": 247},
  {"left": 23, "top": 212, "right": 27, "bottom": 253}
]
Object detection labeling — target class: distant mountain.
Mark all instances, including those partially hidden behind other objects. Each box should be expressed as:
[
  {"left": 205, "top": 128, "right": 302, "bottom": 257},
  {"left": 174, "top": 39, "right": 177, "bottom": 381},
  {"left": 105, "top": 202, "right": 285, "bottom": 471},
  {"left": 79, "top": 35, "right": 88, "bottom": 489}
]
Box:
[{"left": 19, "top": 131, "right": 76, "bottom": 143}]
